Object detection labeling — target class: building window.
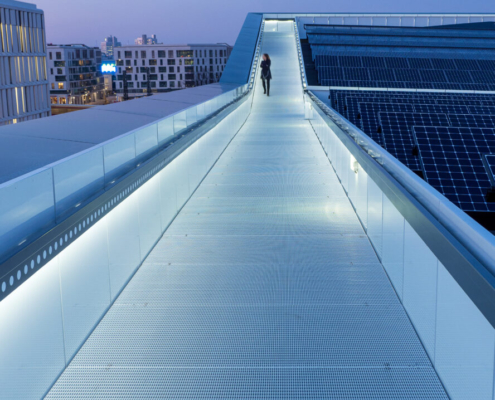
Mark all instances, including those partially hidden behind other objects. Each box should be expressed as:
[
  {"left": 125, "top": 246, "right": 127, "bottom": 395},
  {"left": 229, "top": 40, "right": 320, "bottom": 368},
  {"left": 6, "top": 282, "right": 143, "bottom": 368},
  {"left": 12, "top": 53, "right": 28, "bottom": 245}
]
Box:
[
  {"left": 209, "top": 50, "right": 213, "bottom": 57},
  {"left": 168, "top": 50, "right": 174, "bottom": 58},
  {"left": 51, "top": 83, "right": 55, "bottom": 89},
  {"left": 49, "top": 52, "right": 52, "bottom": 60},
  {"left": 56, "top": 52, "right": 62, "bottom": 60},
  {"left": 169, "top": 66, "right": 174, "bottom": 73},
  {"left": 50, "top": 68, "right": 53, "bottom": 75},
  {"left": 125, "top": 51, "right": 132, "bottom": 58},
  {"left": 58, "top": 82, "right": 64, "bottom": 89},
  {"left": 176, "top": 50, "right": 193, "bottom": 58},
  {"left": 60, "top": 97, "right": 67, "bottom": 104},
  {"left": 57, "top": 68, "right": 63, "bottom": 74},
  {"left": 179, "top": 59, "right": 182, "bottom": 65},
  {"left": 159, "top": 67, "right": 167, "bottom": 73},
  {"left": 184, "top": 59, "right": 194, "bottom": 65},
  {"left": 160, "top": 74, "right": 163, "bottom": 80},
  {"left": 159, "top": 81, "right": 167, "bottom": 87},
  {"left": 158, "top": 50, "right": 166, "bottom": 58},
  {"left": 150, "top": 74, "right": 157, "bottom": 80},
  {"left": 135, "top": 75, "right": 138, "bottom": 81},
  {"left": 151, "top": 50, "right": 155, "bottom": 58},
  {"left": 178, "top": 81, "right": 182, "bottom": 87},
  {"left": 50, "top": 96, "right": 58, "bottom": 104},
  {"left": 143, "top": 74, "right": 146, "bottom": 80},
  {"left": 117, "top": 51, "right": 121, "bottom": 58},
  {"left": 142, "top": 60, "right": 145, "bottom": 66},
  {"left": 160, "top": 59, "right": 163, "bottom": 66},
  {"left": 116, "top": 59, "right": 124, "bottom": 66},
  {"left": 134, "top": 60, "right": 137, "bottom": 66},
  {"left": 168, "top": 74, "right": 176, "bottom": 80},
  {"left": 125, "top": 60, "right": 131, "bottom": 66},
  {"left": 170, "top": 81, "right": 175, "bottom": 88},
  {"left": 167, "top": 59, "right": 175, "bottom": 66},
  {"left": 141, "top": 50, "right": 146, "bottom": 58},
  {"left": 177, "top": 66, "right": 181, "bottom": 73},
  {"left": 119, "top": 82, "right": 123, "bottom": 88},
  {"left": 149, "top": 59, "right": 157, "bottom": 66}
]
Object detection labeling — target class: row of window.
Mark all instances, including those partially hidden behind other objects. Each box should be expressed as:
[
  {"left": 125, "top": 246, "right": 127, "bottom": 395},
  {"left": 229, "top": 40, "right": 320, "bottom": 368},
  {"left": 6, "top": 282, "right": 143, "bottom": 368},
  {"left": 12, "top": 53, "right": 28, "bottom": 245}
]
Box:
[
  {"left": 118, "top": 64, "right": 224, "bottom": 74},
  {"left": 116, "top": 58, "right": 226, "bottom": 68},
  {"left": 48, "top": 48, "right": 101, "bottom": 60},
  {"left": 117, "top": 48, "right": 227, "bottom": 60}
]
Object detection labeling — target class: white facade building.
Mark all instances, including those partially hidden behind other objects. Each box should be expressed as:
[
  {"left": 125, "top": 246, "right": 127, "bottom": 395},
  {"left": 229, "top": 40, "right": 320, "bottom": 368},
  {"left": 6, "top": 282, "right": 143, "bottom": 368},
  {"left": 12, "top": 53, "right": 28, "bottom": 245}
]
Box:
[
  {"left": 114, "top": 43, "right": 232, "bottom": 99},
  {"left": 47, "top": 44, "right": 105, "bottom": 105},
  {"left": 0, "top": 0, "right": 50, "bottom": 125}
]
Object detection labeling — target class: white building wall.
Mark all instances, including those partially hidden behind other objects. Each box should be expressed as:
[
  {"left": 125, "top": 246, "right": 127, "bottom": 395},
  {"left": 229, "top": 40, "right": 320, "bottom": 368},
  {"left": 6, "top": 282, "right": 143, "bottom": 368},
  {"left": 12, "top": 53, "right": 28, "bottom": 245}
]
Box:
[
  {"left": 0, "top": 0, "right": 50, "bottom": 125},
  {"left": 113, "top": 43, "right": 232, "bottom": 99}
]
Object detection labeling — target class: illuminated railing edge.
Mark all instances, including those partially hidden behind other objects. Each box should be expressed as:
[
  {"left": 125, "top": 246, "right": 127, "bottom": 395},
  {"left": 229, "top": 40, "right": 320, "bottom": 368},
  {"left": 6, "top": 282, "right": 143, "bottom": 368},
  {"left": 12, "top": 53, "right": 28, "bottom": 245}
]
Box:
[
  {"left": 0, "top": 84, "right": 251, "bottom": 302},
  {"left": 306, "top": 90, "right": 495, "bottom": 325},
  {"left": 308, "top": 91, "right": 495, "bottom": 271}
]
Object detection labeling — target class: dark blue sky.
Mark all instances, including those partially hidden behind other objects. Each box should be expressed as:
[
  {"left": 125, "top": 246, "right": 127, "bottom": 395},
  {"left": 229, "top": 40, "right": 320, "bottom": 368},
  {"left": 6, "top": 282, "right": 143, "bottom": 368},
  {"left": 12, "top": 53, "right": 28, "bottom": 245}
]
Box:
[{"left": 36, "top": 0, "right": 495, "bottom": 47}]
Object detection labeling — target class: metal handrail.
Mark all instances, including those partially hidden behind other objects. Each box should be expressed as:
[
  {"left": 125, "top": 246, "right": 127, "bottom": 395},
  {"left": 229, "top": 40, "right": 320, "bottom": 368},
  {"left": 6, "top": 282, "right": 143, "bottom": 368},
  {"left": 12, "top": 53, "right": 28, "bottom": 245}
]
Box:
[{"left": 308, "top": 91, "right": 495, "bottom": 276}]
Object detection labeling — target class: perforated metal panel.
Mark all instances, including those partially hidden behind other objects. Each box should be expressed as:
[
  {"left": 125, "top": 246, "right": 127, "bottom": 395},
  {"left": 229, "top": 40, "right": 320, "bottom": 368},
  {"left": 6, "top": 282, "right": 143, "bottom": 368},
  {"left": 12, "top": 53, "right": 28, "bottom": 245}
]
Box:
[{"left": 46, "top": 22, "right": 448, "bottom": 399}]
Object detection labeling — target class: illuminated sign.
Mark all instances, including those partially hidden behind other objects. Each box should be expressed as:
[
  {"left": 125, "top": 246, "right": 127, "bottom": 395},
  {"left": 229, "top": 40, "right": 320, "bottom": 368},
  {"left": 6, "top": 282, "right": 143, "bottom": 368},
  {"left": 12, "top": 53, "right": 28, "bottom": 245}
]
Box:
[{"left": 101, "top": 63, "right": 116, "bottom": 74}]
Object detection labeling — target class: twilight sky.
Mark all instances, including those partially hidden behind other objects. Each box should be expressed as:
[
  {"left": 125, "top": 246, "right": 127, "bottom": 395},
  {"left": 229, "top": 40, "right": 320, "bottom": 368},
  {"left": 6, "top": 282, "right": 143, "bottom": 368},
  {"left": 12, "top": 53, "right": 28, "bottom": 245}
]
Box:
[{"left": 35, "top": 0, "right": 495, "bottom": 47}]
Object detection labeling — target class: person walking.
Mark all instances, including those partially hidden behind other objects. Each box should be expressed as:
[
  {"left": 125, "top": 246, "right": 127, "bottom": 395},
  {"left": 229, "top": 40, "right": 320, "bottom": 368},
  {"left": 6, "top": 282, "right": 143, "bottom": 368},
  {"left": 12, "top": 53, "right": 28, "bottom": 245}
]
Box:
[{"left": 260, "top": 54, "right": 272, "bottom": 96}]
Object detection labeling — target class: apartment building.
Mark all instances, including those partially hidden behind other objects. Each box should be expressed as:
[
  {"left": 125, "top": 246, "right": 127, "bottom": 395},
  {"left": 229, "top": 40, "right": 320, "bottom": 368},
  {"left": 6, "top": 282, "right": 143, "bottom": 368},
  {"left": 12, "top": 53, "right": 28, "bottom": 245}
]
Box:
[
  {"left": 47, "top": 44, "right": 105, "bottom": 105},
  {"left": 0, "top": 0, "right": 50, "bottom": 125},
  {"left": 114, "top": 43, "right": 232, "bottom": 99}
]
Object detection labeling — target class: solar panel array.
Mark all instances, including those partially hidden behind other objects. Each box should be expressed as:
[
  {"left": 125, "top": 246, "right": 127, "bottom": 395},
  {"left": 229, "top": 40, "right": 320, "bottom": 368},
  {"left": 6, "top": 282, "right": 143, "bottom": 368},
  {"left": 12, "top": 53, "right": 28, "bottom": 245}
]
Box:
[
  {"left": 315, "top": 55, "right": 495, "bottom": 90},
  {"left": 328, "top": 90, "right": 495, "bottom": 213},
  {"left": 414, "top": 126, "right": 495, "bottom": 212}
]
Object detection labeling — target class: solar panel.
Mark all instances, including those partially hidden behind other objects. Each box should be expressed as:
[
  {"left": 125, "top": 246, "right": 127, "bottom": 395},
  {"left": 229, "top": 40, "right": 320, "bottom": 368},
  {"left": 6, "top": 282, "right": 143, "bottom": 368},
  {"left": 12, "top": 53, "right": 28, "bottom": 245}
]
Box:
[
  {"left": 394, "top": 69, "right": 421, "bottom": 82},
  {"left": 413, "top": 126, "right": 495, "bottom": 212},
  {"left": 339, "top": 56, "right": 362, "bottom": 68},
  {"left": 343, "top": 68, "right": 370, "bottom": 81},
  {"left": 448, "top": 114, "right": 495, "bottom": 128},
  {"left": 478, "top": 59, "right": 495, "bottom": 70},
  {"left": 378, "top": 112, "right": 450, "bottom": 170},
  {"left": 431, "top": 58, "right": 457, "bottom": 70},
  {"left": 362, "top": 56, "right": 386, "bottom": 68},
  {"left": 384, "top": 58, "right": 410, "bottom": 69},
  {"left": 444, "top": 70, "right": 474, "bottom": 84},
  {"left": 454, "top": 59, "right": 480, "bottom": 71},
  {"left": 483, "top": 154, "right": 495, "bottom": 185},
  {"left": 468, "top": 106, "right": 495, "bottom": 114},
  {"left": 419, "top": 70, "right": 448, "bottom": 83},
  {"left": 470, "top": 70, "right": 495, "bottom": 84},
  {"left": 357, "top": 102, "right": 415, "bottom": 145},
  {"left": 408, "top": 58, "right": 433, "bottom": 69},
  {"left": 368, "top": 69, "right": 396, "bottom": 82},
  {"left": 413, "top": 104, "right": 470, "bottom": 114}
]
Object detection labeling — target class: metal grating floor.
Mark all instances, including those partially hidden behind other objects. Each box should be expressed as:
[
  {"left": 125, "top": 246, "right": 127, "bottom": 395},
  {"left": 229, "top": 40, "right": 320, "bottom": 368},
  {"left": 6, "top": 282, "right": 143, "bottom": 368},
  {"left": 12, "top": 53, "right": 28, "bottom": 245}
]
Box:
[{"left": 46, "top": 23, "right": 448, "bottom": 399}]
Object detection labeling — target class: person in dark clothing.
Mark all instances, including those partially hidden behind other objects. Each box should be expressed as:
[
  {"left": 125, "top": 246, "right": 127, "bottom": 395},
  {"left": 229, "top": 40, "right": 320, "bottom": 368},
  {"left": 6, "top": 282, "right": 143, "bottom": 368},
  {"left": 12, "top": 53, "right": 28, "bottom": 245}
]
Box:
[{"left": 260, "top": 53, "right": 272, "bottom": 96}]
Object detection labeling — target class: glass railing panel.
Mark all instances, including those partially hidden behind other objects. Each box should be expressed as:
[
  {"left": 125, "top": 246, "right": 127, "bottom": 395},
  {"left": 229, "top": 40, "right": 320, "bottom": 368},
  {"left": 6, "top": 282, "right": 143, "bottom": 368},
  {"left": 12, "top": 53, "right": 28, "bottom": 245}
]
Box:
[
  {"left": 186, "top": 106, "right": 198, "bottom": 126},
  {"left": 157, "top": 116, "right": 174, "bottom": 145},
  {"left": 158, "top": 159, "right": 179, "bottom": 230},
  {"left": 173, "top": 110, "right": 187, "bottom": 134},
  {"left": 435, "top": 261, "right": 495, "bottom": 400},
  {"left": 367, "top": 177, "right": 383, "bottom": 260},
  {"left": 0, "top": 169, "right": 55, "bottom": 262},
  {"left": 134, "top": 124, "right": 159, "bottom": 160},
  {"left": 53, "top": 147, "right": 104, "bottom": 218},
  {"left": 402, "top": 220, "right": 438, "bottom": 360},
  {"left": 135, "top": 173, "right": 163, "bottom": 258},
  {"left": 58, "top": 217, "right": 112, "bottom": 360},
  {"left": 0, "top": 257, "right": 66, "bottom": 399},
  {"left": 105, "top": 193, "right": 141, "bottom": 301},
  {"left": 347, "top": 161, "right": 368, "bottom": 230},
  {"left": 381, "top": 195, "right": 405, "bottom": 300},
  {"left": 103, "top": 133, "right": 136, "bottom": 185}
]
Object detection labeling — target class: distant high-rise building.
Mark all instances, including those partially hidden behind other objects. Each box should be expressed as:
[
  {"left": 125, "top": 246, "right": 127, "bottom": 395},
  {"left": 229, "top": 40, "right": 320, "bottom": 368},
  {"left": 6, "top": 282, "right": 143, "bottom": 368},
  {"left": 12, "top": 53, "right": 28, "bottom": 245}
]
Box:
[
  {"left": 134, "top": 34, "right": 159, "bottom": 45},
  {"left": 0, "top": 0, "right": 50, "bottom": 125},
  {"left": 100, "top": 35, "right": 121, "bottom": 57},
  {"left": 47, "top": 44, "right": 105, "bottom": 105},
  {"left": 114, "top": 43, "right": 232, "bottom": 99}
]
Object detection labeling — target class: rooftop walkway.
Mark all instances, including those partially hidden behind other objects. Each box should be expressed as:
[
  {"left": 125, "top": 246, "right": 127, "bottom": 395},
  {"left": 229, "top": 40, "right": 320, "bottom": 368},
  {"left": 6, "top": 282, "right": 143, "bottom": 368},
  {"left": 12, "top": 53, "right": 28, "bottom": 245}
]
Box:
[{"left": 45, "top": 22, "right": 448, "bottom": 399}]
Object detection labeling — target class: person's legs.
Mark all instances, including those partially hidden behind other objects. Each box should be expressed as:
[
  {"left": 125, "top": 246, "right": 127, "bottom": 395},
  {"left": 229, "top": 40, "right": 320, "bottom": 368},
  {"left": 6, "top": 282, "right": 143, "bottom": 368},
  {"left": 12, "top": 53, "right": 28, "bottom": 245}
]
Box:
[
  {"left": 262, "top": 77, "right": 266, "bottom": 94},
  {"left": 267, "top": 79, "right": 270, "bottom": 96}
]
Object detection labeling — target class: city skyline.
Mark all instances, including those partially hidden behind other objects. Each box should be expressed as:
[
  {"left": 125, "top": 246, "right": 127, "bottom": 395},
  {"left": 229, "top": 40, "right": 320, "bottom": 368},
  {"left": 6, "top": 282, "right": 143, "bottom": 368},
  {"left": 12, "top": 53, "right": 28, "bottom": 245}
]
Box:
[{"left": 35, "top": 0, "right": 495, "bottom": 47}]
